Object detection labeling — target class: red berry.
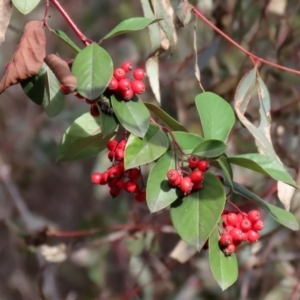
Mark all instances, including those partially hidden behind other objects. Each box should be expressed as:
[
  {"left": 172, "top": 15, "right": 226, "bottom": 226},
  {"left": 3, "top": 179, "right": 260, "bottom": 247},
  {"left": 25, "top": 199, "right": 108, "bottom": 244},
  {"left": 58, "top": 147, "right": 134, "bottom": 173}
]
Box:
[
  {"left": 220, "top": 234, "right": 233, "bottom": 246},
  {"left": 131, "top": 80, "right": 145, "bottom": 94},
  {"left": 115, "top": 179, "right": 125, "bottom": 190},
  {"left": 117, "top": 139, "right": 127, "bottom": 150},
  {"left": 133, "top": 68, "right": 146, "bottom": 80},
  {"left": 128, "top": 168, "right": 141, "bottom": 181},
  {"left": 135, "top": 191, "right": 146, "bottom": 202},
  {"left": 60, "top": 84, "right": 70, "bottom": 94},
  {"left": 189, "top": 170, "right": 204, "bottom": 183},
  {"left": 252, "top": 219, "right": 264, "bottom": 231},
  {"left": 188, "top": 156, "right": 200, "bottom": 168},
  {"left": 108, "top": 77, "right": 119, "bottom": 91},
  {"left": 121, "top": 61, "right": 133, "bottom": 72},
  {"left": 113, "top": 68, "right": 126, "bottom": 80},
  {"left": 124, "top": 181, "right": 138, "bottom": 193},
  {"left": 230, "top": 228, "right": 243, "bottom": 242},
  {"left": 118, "top": 79, "right": 131, "bottom": 91},
  {"left": 106, "top": 140, "right": 118, "bottom": 151},
  {"left": 247, "top": 230, "right": 259, "bottom": 243},
  {"left": 167, "top": 169, "right": 180, "bottom": 182},
  {"left": 169, "top": 175, "right": 182, "bottom": 187},
  {"left": 180, "top": 177, "right": 193, "bottom": 194},
  {"left": 237, "top": 213, "right": 245, "bottom": 223},
  {"left": 223, "top": 244, "right": 235, "bottom": 256},
  {"left": 90, "top": 103, "right": 100, "bottom": 117},
  {"left": 110, "top": 186, "right": 121, "bottom": 198},
  {"left": 91, "top": 173, "right": 102, "bottom": 184},
  {"left": 108, "top": 166, "right": 121, "bottom": 180},
  {"left": 197, "top": 160, "right": 210, "bottom": 172},
  {"left": 117, "top": 161, "right": 125, "bottom": 173},
  {"left": 100, "top": 171, "right": 109, "bottom": 185},
  {"left": 85, "top": 98, "right": 94, "bottom": 104},
  {"left": 223, "top": 225, "right": 233, "bottom": 234},
  {"left": 248, "top": 210, "right": 261, "bottom": 223},
  {"left": 240, "top": 219, "right": 252, "bottom": 232},
  {"left": 115, "top": 148, "right": 124, "bottom": 161},
  {"left": 226, "top": 213, "right": 238, "bottom": 226},
  {"left": 108, "top": 151, "right": 115, "bottom": 161},
  {"left": 192, "top": 181, "right": 203, "bottom": 190},
  {"left": 120, "top": 88, "right": 134, "bottom": 101}
]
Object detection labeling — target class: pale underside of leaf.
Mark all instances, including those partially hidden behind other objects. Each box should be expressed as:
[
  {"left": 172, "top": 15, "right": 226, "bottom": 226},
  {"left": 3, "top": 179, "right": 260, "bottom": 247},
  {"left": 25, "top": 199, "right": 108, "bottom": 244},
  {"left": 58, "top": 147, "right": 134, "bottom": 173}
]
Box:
[{"left": 0, "top": 0, "right": 13, "bottom": 45}]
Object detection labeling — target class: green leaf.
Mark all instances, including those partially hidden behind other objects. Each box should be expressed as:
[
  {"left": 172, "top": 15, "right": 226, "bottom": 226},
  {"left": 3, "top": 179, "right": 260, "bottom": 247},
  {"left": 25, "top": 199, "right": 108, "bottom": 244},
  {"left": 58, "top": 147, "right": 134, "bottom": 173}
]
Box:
[
  {"left": 72, "top": 43, "right": 113, "bottom": 100},
  {"left": 125, "top": 123, "right": 169, "bottom": 170},
  {"left": 12, "top": 0, "right": 40, "bottom": 14},
  {"left": 172, "top": 132, "right": 204, "bottom": 154},
  {"left": 146, "top": 151, "right": 178, "bottom": 212},
  {"left": 50, "top": 29, "right": 81, "bottom": 53},
  {"left": 229, "top": 181, "right": 299, "bottom": 230},
  {"left": 195, "top": 92, "right": 235, "bottom": 142},
  {"left": 111, "top": 94, "right": 150, "bottom": 138},
  {"left": 102, "top": 17, "right": 162, "bottom": 39},
  {"left": 170, "top": 172, "right": 226, "bottom": 250},
  {"left": 56, "top": 113, "right": 114, "bottom": 161},
  {"left": 192, "top": 139, "right": 227, "bottom": 158},
  {"left": 43, "top": 64, "right": 65, "bottom": 118},
  {"left": 209, "top": 226, "right": 238, "bottom": 291},
  {"left": 99, "top": 112, "right": 118, "bottom": 137},
  {"left": 228, "top": 154, "right": 297, "bottom": 188},
  {"left": 21, "top": 64, "right": 46, "bottom": 105},
  {"left": 144, "top": 102, "right": 188, "bottom": 132},
  {"left": 217, "top": 155, "right": 234, "bottom": 190}
]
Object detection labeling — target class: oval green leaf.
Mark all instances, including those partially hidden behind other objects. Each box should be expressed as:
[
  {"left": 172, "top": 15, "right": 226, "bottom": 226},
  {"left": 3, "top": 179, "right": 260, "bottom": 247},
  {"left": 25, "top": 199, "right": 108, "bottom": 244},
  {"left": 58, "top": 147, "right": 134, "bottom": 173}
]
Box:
[
  {"left": 43, "top": 64, "right": 65, "bottom": 118},
  {"left": 192, "top": 139, "right": 227, "bottom": 158},
  {"left": 170, "top": 172, "right": 226, "bottom": 250},
  {"left": 228, "top": 181, "right": 299, "bottom": 230},
  {"left": 102, "top": 17, "right": 162, "bottom": 39},
  {"left": 209, "top": 226, "right": 238, "bottom": 291},
  {"left": 172, "top": 132, "right": 204, "bottom": 154},
  {"left": 72, "top": 43, "right": 113, "bottom": 100},
  {"left": 56, "top": 113, "right": 114, "bottom": 161},
  {"left": 50, "top": 29, "right": 81, "bottom": 53},
  {"left": 12, "top": 0, "right": 40, "bottom": 14},
  {"left": 146, "top": 151, "right": 179, "bottom": 212},
  {"left": 125, "top": 123, "right": 169, "bottom": 170},
  {"left": 195, "top": 92, "right": 235, "bottom": 142},
  {"left": 228, "top": 154, "right": 297, "bottom": 188},
  {"left": 111, "top": 94, "right": 150, "bottom": 138},
  {"left": 145, "top": 102, "right": 188, "bottom": 132},
  {"left": 217, "top": 155, "right": 234, "bottom": 190}
]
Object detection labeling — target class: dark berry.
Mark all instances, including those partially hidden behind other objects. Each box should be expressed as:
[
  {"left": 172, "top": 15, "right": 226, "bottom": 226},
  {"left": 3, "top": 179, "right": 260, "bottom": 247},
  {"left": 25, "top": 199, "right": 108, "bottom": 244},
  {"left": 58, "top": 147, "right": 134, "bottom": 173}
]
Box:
[
  {"left": 134, "top": 191, "right": 146, "bottom": 202},
  {"left": 128, "top": 168, "right": 141, "bottom": 181},
  {"left": 90, "top": 103, "right": 100, "bottom": 117}
]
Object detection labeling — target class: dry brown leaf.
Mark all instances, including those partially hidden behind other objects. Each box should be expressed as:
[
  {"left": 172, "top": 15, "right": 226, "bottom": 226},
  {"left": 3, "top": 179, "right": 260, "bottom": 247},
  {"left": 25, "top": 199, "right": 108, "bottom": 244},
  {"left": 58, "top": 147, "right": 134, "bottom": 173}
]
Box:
[
  {"left": 0, "top": 0, "right": 13, "bottom": 45},
  {"left": 0, "top": 20, "right": 46, "bottom": 94},
  {"left": 44, "top": 54, "right": 77, "bottom": 93}
]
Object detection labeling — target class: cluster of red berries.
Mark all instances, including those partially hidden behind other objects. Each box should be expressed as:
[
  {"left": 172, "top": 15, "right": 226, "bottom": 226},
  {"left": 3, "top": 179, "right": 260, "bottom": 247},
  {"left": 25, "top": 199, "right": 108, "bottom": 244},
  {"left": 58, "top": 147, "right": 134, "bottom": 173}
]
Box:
[
  {"left": 108, "top": 62, "right": 146, "bottom": 101},
  {"left": 167, "top": 156, "right": 210, "bottom": 195},
  {"left": 219, "top": 209, "right": 264, "bottom": 256},
  {"left": 90, "top": 138, "right": 146, "bottom": 202}
]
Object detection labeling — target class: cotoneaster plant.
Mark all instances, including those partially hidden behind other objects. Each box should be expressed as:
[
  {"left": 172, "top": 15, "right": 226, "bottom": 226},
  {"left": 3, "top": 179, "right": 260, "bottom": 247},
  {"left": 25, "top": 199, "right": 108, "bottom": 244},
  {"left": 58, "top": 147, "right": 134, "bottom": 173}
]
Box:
[{"left": 1, "top": 0, "right": 299, "bottom": 294}]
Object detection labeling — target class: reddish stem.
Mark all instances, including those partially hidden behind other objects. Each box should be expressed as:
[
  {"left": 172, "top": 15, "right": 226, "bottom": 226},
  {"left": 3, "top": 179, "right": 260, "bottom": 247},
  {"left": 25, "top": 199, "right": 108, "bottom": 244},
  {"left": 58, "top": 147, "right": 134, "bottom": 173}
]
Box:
[
  {"left": 192, "top": 6, "right": 300, "bottom": 76},
  {"left": 226, "top": 199, "right": 243, "bottom": 214},
  {"left": 48, "top": 0, "right": 93, "bottom": 46}
]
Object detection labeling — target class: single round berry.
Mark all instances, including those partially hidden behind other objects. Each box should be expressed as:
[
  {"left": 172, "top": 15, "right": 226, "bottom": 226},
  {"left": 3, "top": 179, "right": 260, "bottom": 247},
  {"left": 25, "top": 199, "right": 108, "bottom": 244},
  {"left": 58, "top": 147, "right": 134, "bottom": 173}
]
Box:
[
  {"left": 90, "top": 103, "right": 100, "bottom": 117},
  {"left": 133, "top": 68, "right": 146, "bottom": 80},
  {"left": 115, "top": 148, "right": 124, "bottom": 161},
  {"left": 121, "top": 61, "right": 133, "bottom": 72},
  {"left": 120, "top": 88, "right": 134, "bottom": 101},
  {"left": 167, "top": 169, "right": 180, "bottom": 182},
  {"left": 240, "top": 219, "right": 252, "bottom": 232},
  {"left": 197, "top": 160, "right": 210, "bottom": 172},
  {"left": 180, "top": 177, "right": 193, "bottom": 194},
  {"left": 106, "top": 140, "right": 118, "bottom": 151},
  {"left": 220, "top": 234, "right": 233, "bottom": 246},
  {"left": 230, "top": 228, "right": 243, "bottom": 242},
  {"left": 192, "top": 181, "right": 203, "bottom": 190},
  {"left": 223, "top": 244, "right": 235, "bottom": 256},
  {"left": 169, "top": 175, "right": 182, "bottom": 187},
  {"left": 118, "top": 78, "right": 131, "bottom": 91},
  {"left": 117, "top": 139, "right": 127, "bottom": 150},
  {"left": 134, "top": 191, "right": 146, "bottom": 202},
  {"left": 248, "top": 210, "right": 261, "bottom": 223},
  {"left": 128, "top": 168, "right": 141, "bottom": 181},
  {"left": 108, "top": 166, "right": 121, "bottom": 180},
  {"left": 108, "top": 77, "right": 119, "bottom": 91},
  {"left": 115, "top": 179, "right": 125, "bottom": 190},
  {"left": 247, "top": 230, "right": 259, "bottom": 243},
  {"left": 113, "top": 68, "right": 126, "bottom": 81},
  {"left": 188, "top": 156, "right": 200, "bottom": 168},
  {"left": 131, "top": 80, "right": 145, "bottom": 94},
  {"left": 110, "top": 186, "right": 121, "bottom": 198},
  {"left": 124, "top": 181, "right": 139, "bottom": 193},
  {"left": 226, "top": 213, "right": 238, "bottom": 226},
  {"left": 108, "top": 178, "right": 118, "bottom": 188},
  {"left": 100, "top": 171, "right": 109, "bottom": 185},
  {"left": 189, "top": 170, "right": 204, "bottom": 183},
  {"left": 91, "top": 173, "right": 102, "bottom": 184},
  {"left": 252, "top": 219, "right": 264, "bottom": 231}
]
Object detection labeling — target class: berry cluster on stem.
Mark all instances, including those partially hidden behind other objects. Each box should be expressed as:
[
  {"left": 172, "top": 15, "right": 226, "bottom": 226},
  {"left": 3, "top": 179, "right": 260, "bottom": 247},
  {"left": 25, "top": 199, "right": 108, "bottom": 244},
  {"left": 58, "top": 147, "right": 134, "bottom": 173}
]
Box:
[{"left": 90, "top": 138, "right": 146, "bottom": 202}]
